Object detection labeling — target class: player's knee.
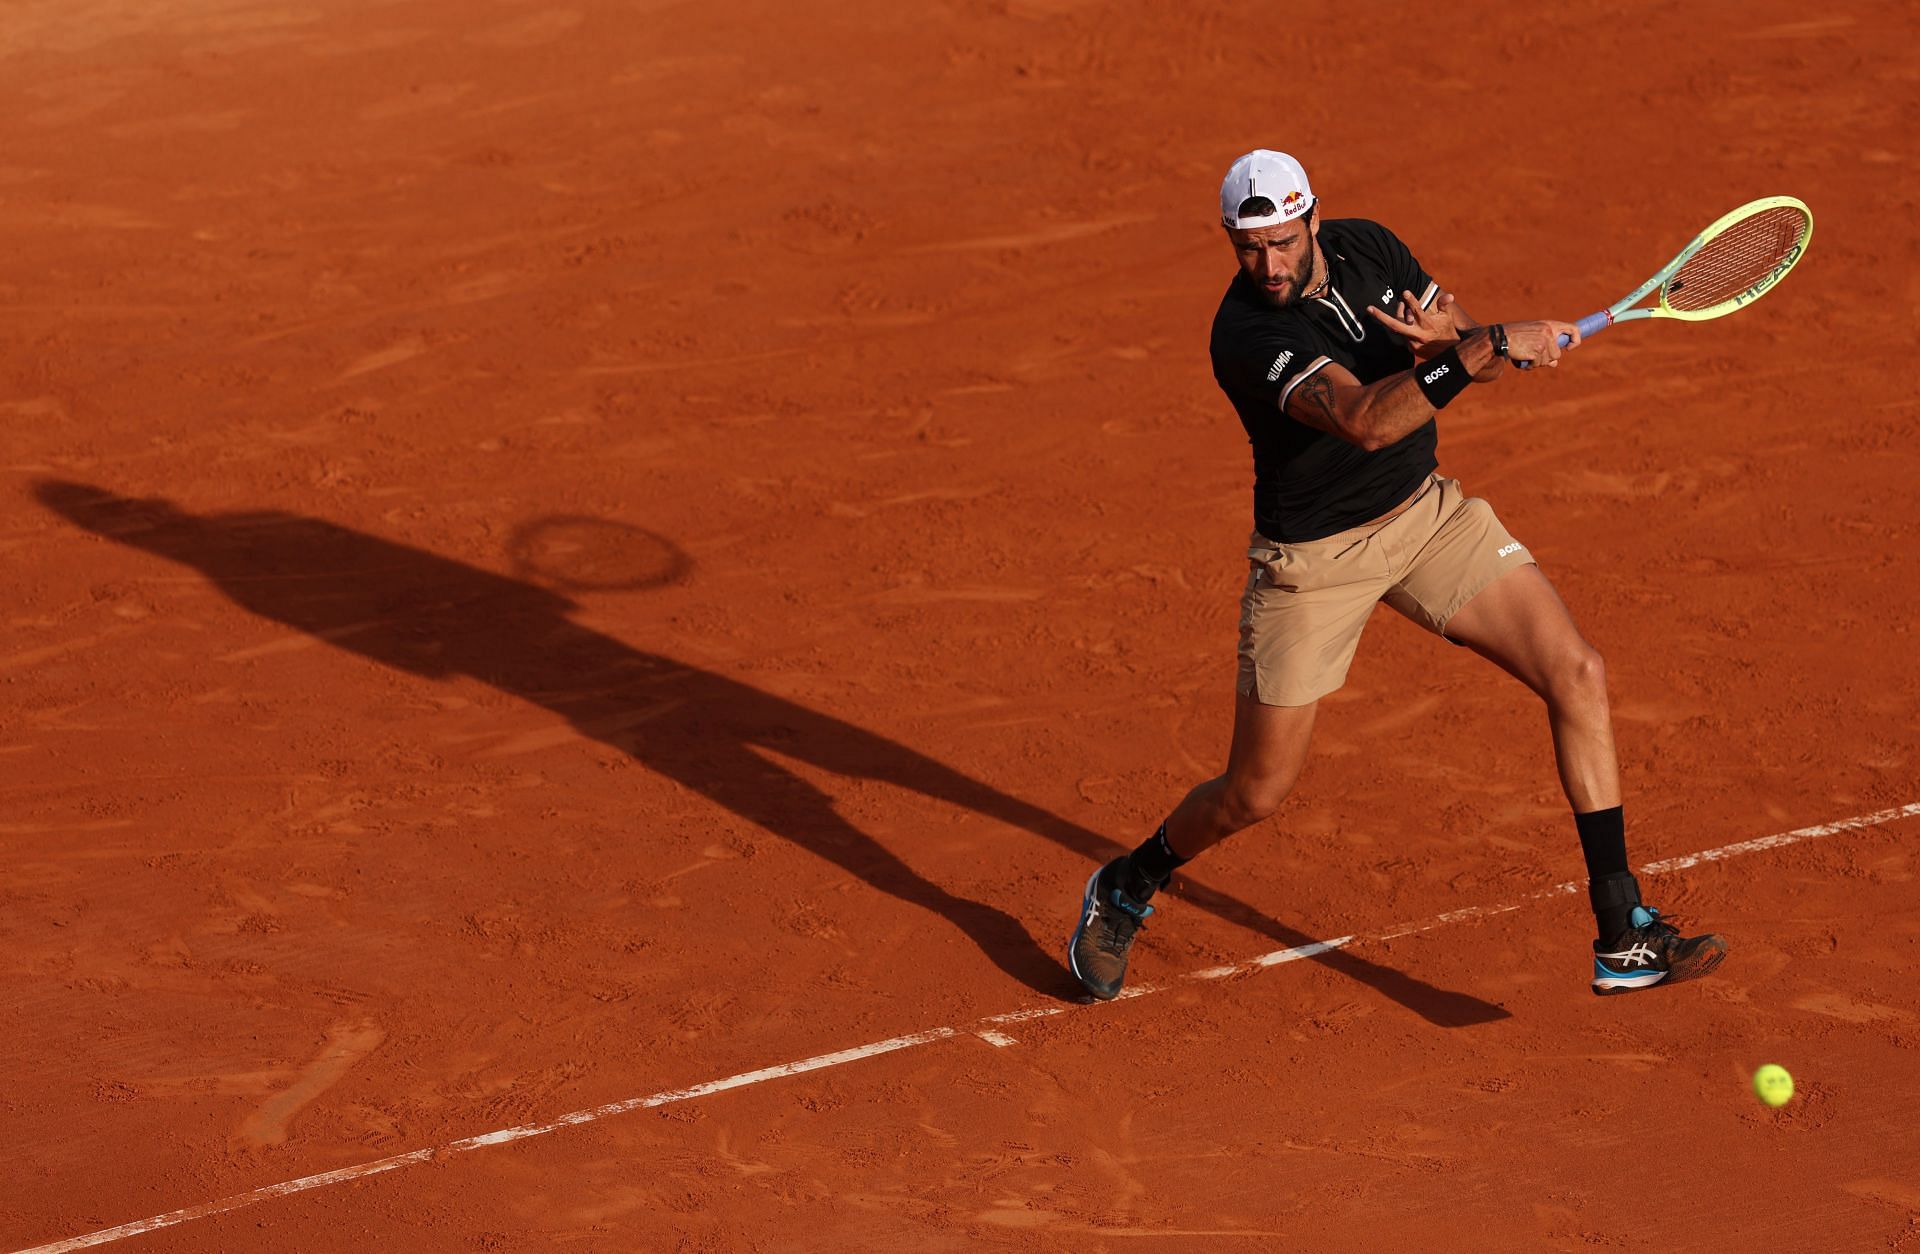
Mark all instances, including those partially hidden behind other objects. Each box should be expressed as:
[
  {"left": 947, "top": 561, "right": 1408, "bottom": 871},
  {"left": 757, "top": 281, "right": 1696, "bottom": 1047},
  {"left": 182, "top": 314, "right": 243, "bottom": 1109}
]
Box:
[
  {"left": 1221, "top": 771, "right": 1294, "bottom": 829},
  {"left": 1550, "top": 643, "right": 1607, "bottom": 710}
]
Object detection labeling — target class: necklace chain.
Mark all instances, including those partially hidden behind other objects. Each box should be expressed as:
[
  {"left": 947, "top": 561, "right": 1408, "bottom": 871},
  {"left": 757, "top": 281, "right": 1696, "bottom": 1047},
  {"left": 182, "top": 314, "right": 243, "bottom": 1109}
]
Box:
[{"left": 1303, "top": 253, "right": 1330, "bottom": 300}]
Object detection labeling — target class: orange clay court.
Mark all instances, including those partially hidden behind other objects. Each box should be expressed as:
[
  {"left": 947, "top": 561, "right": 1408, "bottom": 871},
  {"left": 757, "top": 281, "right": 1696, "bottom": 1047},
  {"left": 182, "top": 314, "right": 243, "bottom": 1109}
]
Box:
[{"left": 4, "top": 2, "right": 1918, "bottom": 1250}]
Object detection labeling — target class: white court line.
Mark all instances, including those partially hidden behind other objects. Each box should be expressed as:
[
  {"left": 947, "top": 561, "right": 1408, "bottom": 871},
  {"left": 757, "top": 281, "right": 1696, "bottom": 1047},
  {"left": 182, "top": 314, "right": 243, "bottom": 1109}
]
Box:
[{"left": 15, "top": 800, "right": 1918, "bottom": 1254}]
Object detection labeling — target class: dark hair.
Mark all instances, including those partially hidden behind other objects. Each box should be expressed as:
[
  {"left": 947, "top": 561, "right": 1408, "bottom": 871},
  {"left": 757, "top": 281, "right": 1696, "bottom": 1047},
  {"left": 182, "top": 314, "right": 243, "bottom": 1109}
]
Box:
[{"left": 1236, "top": 195, "right": 1277, "bottom": 219}]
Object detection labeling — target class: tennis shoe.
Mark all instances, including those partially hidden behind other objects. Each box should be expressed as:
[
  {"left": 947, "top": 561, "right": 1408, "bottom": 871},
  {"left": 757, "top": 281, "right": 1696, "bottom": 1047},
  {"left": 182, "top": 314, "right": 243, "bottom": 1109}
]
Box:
[
  {"left": 1068, "top": 857, "right": 1153, "bottom": 1001},
  {"left": 1591, "top": 905, "right": 1727, "bottom": 996}
]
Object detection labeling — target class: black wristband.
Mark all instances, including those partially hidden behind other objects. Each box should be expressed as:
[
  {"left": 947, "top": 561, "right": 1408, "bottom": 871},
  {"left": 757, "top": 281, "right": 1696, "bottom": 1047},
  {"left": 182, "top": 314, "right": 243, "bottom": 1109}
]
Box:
[
  {"left": 1488, "top": 323, "right": 1510, "bottom": 359},
  {"left": 1413, "top": 347, "right": 1472, "bottom": 410}
]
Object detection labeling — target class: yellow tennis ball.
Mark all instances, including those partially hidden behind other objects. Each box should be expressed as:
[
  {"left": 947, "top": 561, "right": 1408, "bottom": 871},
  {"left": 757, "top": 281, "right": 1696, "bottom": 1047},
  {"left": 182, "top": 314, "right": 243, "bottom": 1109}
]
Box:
[{"left": 1753, "top": 1064, "right": 1794, "bottom": 1107}]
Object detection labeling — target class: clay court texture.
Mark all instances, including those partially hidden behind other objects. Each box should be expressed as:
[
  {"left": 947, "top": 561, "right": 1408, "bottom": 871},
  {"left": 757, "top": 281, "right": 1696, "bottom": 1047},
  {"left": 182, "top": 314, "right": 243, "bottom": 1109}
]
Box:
[{"left": 4, "top": 1, "right": 1918, "bottom": 1250}]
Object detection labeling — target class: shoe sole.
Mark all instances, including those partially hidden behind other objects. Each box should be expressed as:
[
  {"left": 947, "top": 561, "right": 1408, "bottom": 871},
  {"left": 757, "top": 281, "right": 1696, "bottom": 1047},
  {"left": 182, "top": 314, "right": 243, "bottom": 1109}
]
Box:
[
  {"left": 1592, "top": 934, "right": 1728, "bottom": 996},
  {"left": 1067, "top": 867, "right": 1120, "bottom": 1001}
]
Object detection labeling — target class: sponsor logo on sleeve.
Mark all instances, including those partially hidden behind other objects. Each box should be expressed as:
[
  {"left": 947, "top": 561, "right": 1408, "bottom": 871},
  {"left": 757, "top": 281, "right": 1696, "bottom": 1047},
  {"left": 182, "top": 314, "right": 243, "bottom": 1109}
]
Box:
[{"left": 1265, "top": 350, "right": 1295, "bottom": 382}]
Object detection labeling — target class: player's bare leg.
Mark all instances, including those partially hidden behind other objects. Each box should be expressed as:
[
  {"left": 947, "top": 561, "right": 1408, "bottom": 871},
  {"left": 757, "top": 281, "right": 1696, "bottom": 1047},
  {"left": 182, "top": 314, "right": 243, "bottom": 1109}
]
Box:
[
  {"left": 1442, "top": 563, "right": 1618, "bottom": 813},
  {"left": 1445, "top": 563, "right": 1726, "bottom": 993},
  {"left": 1164, "top": 693, "right": 1318, "bottom": 860},
  {"left": 1069, "top": 694, "right": 1314, "bottom": 999}
]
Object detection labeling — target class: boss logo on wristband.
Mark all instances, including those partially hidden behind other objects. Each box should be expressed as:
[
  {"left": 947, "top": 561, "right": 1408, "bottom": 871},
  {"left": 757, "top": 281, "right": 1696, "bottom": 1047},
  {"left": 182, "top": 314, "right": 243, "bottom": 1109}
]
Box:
[{"left": 1414, "top": 347, "right": 1472, "bottom": 409}]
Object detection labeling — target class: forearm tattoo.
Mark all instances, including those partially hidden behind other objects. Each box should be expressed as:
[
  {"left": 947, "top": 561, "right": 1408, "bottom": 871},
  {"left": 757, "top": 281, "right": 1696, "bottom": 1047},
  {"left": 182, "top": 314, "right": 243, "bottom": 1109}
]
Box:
[{"left": 1294, "top": 373, "right": 1337, "bottom": 426}]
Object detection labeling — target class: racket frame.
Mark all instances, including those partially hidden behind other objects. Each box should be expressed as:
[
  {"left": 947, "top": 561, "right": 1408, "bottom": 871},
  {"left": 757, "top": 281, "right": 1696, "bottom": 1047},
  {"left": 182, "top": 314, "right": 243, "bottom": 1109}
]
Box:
[{"left": 1572, "top": 194, "right": 1813, "bottom": 342}]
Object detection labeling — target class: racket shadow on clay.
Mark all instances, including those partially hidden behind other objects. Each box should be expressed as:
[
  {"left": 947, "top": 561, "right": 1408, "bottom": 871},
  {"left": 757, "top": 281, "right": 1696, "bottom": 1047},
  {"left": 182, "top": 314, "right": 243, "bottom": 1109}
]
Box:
[{"left": 36, "top": 481, "right": 1506, "bottom": 1024}]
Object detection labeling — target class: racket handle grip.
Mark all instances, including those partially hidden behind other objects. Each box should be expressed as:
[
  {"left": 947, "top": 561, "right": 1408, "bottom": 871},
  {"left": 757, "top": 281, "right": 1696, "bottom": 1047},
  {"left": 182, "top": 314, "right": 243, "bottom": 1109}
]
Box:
[
  {"left": 1576, "top": 310, "right": 1612, "bottom": 339},
  {"left": 1515, "top": 310, "right": 1611, "bottom": 370},
  {"left": 1564, "top": 310, "right": 1612, "bottom": 345}
]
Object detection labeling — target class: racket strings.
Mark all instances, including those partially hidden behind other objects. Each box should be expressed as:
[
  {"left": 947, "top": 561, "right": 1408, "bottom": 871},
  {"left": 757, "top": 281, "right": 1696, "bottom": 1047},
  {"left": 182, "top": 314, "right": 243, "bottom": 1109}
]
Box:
[{"left": 1663, "top": 205, "right": 1810, "bottom": 312}]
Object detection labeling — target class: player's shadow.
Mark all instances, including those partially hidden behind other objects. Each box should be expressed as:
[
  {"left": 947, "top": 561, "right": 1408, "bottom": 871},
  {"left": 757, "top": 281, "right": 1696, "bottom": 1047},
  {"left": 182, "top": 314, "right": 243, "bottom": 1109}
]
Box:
[{"left": 36, "top": 481, "right": 1507, "bottom": 1025}]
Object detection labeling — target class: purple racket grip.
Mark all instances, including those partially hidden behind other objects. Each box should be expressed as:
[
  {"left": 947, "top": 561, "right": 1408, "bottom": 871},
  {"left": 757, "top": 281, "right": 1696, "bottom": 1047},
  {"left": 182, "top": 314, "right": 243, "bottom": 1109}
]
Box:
[{"left": 1513, "top": 310, "right": 1611, "bottom": 370}]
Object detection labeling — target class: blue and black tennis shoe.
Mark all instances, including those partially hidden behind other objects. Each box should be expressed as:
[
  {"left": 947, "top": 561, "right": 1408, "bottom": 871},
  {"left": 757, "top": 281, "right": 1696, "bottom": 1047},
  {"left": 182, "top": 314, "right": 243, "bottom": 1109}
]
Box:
[
  {"left": 1592, "top": 905, "right": 1727, "bottom": 995},
  {"left": 1069, "top": 857, "right": 1155, "bottom": 1001}
]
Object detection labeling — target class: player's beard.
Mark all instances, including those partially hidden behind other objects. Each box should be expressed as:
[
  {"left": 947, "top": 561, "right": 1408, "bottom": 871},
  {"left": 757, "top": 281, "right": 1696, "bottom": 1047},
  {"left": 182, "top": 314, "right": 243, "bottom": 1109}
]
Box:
[{"left": 1262, "top": 247, "right": 1319, "bottom": 308}]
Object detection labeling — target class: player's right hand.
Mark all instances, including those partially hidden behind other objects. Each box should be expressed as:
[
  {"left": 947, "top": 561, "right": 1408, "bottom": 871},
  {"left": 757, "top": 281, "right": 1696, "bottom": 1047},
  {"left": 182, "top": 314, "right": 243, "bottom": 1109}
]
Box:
[{"left": 1504, "top": 320, "right": 1582, "bottom": 368}]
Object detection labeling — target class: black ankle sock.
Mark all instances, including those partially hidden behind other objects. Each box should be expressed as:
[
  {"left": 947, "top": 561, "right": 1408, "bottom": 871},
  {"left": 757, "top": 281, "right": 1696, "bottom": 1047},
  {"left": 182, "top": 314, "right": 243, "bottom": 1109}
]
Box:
[
  {"left": 1588, "top": 871, "right": 1642, "bottom": 943},
  {"left": 1576, "top": 806, "right": 1636, "bottom": 939},
  {"left": 1122, "top": 822, "right": 1189, "bottom": 902},
  {"left": 1574, "top": 806, "right": 1629, "bottom": 880}
]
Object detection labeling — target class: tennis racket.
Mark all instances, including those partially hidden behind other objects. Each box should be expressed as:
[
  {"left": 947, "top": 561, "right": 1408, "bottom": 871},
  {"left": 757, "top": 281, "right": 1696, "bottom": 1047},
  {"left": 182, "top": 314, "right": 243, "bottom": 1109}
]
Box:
[{"left": 1520, "top": 195, "right": 1812, "bottom": 365}]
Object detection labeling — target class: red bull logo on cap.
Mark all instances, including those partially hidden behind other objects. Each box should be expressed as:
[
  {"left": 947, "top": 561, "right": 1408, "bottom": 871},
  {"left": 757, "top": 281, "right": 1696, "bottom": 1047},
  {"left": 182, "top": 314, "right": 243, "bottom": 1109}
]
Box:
[{"left": 1281, "top": 191, "right": 1305, "bottom": 207}]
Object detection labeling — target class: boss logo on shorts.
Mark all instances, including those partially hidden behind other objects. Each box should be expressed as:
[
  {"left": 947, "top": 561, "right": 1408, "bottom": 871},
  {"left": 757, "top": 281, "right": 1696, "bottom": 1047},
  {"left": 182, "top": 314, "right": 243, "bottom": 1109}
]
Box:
[{"left": 1265, "top": 350, "right": 1295, "bottom": 382}]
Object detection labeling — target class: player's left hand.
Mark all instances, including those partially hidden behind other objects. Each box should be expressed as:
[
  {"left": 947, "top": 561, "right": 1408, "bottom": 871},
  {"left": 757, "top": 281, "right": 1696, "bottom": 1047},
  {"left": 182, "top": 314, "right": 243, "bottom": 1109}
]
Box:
[
  {"left": 1367, "top": 290, "right": 1458, "bottom": 361},
  {"left": 1432, "top": 291, "right": 1475, "bottom": 338}
]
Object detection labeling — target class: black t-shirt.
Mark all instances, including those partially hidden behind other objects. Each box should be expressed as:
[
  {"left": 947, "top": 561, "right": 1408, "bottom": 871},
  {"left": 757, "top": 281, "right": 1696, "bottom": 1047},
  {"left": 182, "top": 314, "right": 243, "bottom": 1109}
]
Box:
[{"left": 1210, "top": 218, "right": 1441, "bottom": 543}]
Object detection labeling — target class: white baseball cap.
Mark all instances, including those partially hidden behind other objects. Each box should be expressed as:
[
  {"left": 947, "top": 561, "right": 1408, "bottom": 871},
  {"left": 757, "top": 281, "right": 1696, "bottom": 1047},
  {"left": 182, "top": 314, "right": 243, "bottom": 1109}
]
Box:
[{"left": 1219, "top": 150, "right": 1314, "bottom": 229}]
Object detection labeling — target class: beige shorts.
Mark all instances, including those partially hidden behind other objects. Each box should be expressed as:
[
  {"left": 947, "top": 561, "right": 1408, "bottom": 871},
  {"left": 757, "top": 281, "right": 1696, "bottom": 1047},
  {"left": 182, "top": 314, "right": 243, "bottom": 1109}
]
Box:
[{"left": 1236, "top": 475, "right": 1534, "bottom": 707}]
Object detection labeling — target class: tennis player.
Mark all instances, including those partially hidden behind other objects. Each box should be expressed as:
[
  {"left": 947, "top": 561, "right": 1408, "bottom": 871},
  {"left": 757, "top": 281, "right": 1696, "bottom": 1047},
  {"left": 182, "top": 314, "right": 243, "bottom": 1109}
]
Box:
[{"left": 1069, "top": 150, "right": 1727, "bottom": 1001}]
